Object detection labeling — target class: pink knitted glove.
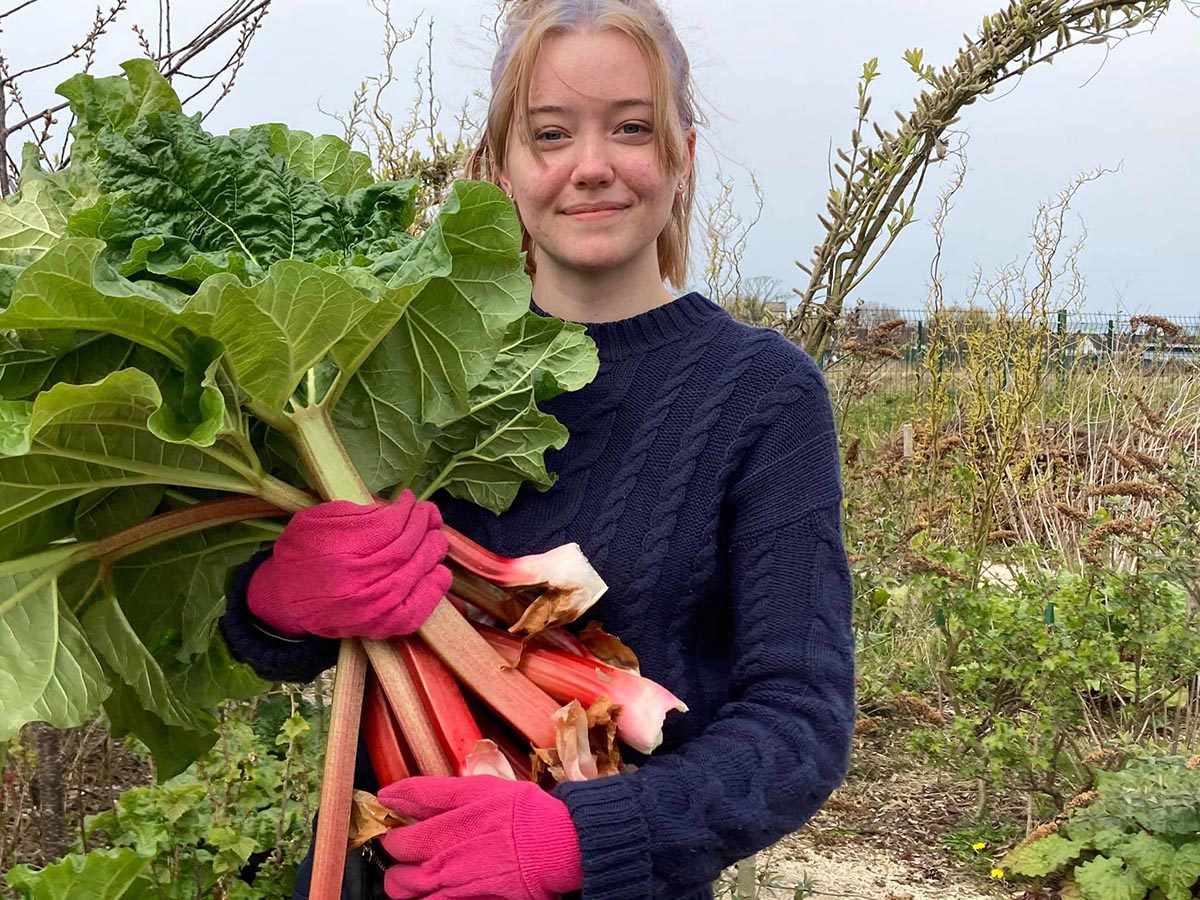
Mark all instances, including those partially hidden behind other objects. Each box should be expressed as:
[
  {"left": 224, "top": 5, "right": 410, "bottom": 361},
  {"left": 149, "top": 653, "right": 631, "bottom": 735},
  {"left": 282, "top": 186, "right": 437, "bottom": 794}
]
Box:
[
  {"left": 247, "top": 491, "right": 451, "bottom": 640},
  {"left": 377, "top": 775, "right": 583, "bottom": 900}
]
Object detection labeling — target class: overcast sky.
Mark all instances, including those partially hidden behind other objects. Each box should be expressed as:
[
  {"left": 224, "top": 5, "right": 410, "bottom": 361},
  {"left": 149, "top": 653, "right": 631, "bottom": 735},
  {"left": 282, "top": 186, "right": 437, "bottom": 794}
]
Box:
[{"left": 5, "top": 1, "right": 1198, "bottom": 318}]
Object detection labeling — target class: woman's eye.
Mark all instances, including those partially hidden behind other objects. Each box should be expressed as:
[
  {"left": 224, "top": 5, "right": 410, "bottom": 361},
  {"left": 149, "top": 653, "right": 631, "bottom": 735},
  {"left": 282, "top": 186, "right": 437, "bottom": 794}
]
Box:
[
  {"left": 620, "top": 122, "right": 651, "bottom": 136},
  {"left": 535, "top": 130, "right": 565, "bottom": 142}
]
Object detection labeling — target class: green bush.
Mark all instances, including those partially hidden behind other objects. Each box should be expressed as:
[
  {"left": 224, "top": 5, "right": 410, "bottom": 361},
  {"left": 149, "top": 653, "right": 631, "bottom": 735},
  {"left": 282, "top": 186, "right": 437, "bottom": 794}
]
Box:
[
  {"left": 909, "top": 563, "right": 1200, "bottom": 806},
  {"left": 1000, "top": 754, "right": 1200, "bottom": 900},
  {"left": 5, "top": 698, "right": 321, "bottom": 900}
]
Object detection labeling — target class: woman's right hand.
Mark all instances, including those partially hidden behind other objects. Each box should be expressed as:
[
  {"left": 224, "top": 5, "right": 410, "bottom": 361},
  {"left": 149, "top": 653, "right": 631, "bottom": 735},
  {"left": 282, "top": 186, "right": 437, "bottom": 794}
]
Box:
[{"left": 247, "top": 491, "right": 451, "bottom": 641}]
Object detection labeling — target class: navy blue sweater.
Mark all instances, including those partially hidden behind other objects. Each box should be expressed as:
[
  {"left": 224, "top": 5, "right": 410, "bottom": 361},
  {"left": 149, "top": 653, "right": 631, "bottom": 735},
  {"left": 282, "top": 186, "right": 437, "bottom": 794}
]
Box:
[{"left": 220, "top": 291, "right": 856, "bottom": 900}]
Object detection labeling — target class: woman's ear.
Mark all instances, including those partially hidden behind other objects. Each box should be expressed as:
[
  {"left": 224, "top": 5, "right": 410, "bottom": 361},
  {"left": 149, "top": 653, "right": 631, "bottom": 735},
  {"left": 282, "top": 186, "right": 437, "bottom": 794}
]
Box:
[{"left": 680, "top": 128, "right": 697, "bottom": 187}]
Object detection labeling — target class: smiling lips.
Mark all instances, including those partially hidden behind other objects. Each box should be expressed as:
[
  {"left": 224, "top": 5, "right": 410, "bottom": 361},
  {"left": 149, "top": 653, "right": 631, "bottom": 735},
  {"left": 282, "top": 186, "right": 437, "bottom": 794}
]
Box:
[{"left": 562, "top": 202, "right": 628, "bottom": 220}]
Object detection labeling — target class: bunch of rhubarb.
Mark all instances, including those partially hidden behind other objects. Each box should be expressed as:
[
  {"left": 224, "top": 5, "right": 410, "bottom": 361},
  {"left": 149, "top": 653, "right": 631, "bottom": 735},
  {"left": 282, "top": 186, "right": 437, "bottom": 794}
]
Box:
[
  {"left": 358, "top": 526, "right": 687, "bottom": 804},
  {"left": 0, "top": 59, "right": 684, "bottom": 899}
]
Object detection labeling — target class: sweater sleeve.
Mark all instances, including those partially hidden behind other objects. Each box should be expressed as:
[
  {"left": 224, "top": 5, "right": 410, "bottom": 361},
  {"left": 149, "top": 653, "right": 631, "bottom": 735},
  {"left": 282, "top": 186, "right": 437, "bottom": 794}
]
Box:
[
  {"left": 218, "top": 550, "right": 340, "bottom": 684},
  {"left": 554, "top": 370, "right": 856, "bottom": 900}
]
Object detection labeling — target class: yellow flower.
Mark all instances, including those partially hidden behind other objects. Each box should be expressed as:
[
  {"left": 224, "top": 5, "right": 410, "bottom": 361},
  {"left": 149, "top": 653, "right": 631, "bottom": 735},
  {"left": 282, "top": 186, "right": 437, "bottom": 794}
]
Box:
[
  {"left": 990, "top": 868, "right": 1005, "bottom": 880},
  {"left": 972, "top": 842, "right": 987, "bottom": 851}
]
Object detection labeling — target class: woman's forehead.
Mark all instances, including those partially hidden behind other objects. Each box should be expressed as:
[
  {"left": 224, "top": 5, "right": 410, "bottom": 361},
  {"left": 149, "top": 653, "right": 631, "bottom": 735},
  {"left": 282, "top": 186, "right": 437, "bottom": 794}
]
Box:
[{"left": 527, "top": 30, "right": 653, "bottom": 109}]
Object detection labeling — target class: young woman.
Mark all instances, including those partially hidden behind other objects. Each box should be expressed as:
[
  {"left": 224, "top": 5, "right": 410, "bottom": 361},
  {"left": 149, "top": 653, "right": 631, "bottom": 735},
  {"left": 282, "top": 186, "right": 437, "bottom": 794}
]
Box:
[{"left": 220, "top": 1, "right": 856, "bottom": 898}]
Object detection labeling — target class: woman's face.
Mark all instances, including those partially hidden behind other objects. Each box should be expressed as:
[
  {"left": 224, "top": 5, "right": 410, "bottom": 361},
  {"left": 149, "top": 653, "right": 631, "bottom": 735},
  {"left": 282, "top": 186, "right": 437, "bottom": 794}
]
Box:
[{"left": 498, "top": 29, "right": 694, "bottom": 283}]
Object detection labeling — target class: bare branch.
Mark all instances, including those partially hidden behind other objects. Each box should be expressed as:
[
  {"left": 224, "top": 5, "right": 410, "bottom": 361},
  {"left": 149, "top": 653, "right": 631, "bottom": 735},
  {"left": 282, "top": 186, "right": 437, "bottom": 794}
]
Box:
[
  {"left": 0, "top": 0, "right": 44, "bottom": 22},
  {"left": 785, "top": 0, "right": 1179, "bottom": 359}
]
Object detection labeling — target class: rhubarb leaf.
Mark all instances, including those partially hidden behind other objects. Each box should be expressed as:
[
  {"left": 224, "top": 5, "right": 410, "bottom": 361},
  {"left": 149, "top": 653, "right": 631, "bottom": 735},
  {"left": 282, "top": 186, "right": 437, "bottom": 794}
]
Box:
[
  {"left": 0, "top": 546, "right": 110, "bottom": 740},
  {"left": 0, "top": 370, "right": 257, "bottom": 540},
  {"left": 332, "top": 181, "right": 532, "bottom": 490},
  {"left": 111, "top": 523, "right": 271, "bottom": 663},
  {"left": 0, "top": 145, "right": 98, "bottom": 268},
  {"left": 413, "top": 314, "right": 597, "bottom": 512},
  {"left": 82, "top": 593, "right": 203, "bottom": 730},
  {"left": 417, "top": 392, "right": 568, "bottom": 513},
  {"left": 4, "top": 846, "right": 152, "bottom": 900},
  {"left": 88, "top": 111, "right": 420, "bottom": 271},
  {"left": 73, "top": 485, "right": 166, "bottom": 542},
  {"left": 102, "top": 678, "right": 218, "bottom": 781},
  {"left": 56, "top": 57, "right": 183, "bottom": 166},
  {"left": 249, "top": 123, "right": 374, "bottom": 195},
  {"left": 0, "top": 239, "right": 200, "bottom": 364},
  {"left": 181, "top": 260, "right": 372, "bottom": 414},
  {"left": 0, "top": 503, "right": 77, "bottom": 559}
]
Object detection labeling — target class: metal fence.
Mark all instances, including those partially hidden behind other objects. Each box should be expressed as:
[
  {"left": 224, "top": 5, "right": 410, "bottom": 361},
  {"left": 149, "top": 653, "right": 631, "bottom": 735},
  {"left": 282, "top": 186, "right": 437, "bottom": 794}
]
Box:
[{"left": 822, "top": 310, "right": 1200, "bottom": 386}]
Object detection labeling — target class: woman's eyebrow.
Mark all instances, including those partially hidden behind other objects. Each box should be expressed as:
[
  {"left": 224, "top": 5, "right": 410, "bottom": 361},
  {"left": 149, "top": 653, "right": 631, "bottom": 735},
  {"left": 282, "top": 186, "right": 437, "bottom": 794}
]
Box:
[{"left": 528, "top": 98, "right": 653, "bottom": 115}]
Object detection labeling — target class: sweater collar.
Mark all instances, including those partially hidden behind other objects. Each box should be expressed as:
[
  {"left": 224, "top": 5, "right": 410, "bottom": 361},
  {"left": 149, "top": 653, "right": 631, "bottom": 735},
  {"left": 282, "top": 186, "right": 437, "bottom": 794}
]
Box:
[{"left": 529, "top": 291, "right": 725, "bottom": 360}]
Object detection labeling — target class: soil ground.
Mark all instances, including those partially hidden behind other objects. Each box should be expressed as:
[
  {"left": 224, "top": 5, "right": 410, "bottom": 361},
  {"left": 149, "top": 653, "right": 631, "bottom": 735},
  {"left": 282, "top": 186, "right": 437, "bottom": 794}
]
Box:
[{"left": 718, "top": 712, "right": 1028, "bottom": 900}]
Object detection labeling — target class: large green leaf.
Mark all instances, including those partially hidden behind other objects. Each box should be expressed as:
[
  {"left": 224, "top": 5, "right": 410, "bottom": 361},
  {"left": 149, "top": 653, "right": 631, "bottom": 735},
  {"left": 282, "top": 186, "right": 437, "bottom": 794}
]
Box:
[
  {"left": 0, "top": 370, "right": 256, "bottom": 548},
  {"left": 89, "top": 111, "right": 419, "bottom": 272},
  {"left": 1003, "top": 833, "right": 1089, "bottom": 878},
  {"left": 182, "top": 260, "right": 373, "bottom": 413},
  {"left": 0, "top": 546, "right": 109, "bottom": 740},
  {"left": 82, "top": 593, "right": 202, "bottom": 730},
  {"left": 73, "top": 485, "right": 166, "bottom": 542},
  {"left": 0, "top": 146, "right": 97, "bottom": 268},
  {"left": 0, "top": 239, "right": 200, "bottom": 364},
  {"left": 5, "top": 846, "right": 152, "bottom": 900},
  {"left": 55, "top": 57, "right": 182, "bottom": 167},
  {"left": 1115, "top": 835, "right": 1200, "bottom": 900},
  {"left": 1074, "top": 856, "right": 1149, "bottom": 900},
  {"left": 373, "top": 180, "right": 531, "bottom": 426},
  {"left": 110, "top": 523, "right": 271, "bottom": 663},
  {"left": 0, "top": 502, "right": 77, "bottom": 559},
  {"left": 250, "top": 123, "right": 374, "bottom": 195},
  {"left": 417, "top": 393, "right": 569, "bottom": 513},
  {"left": 416, "top": 312, "right": 597, "bottom": 510}
]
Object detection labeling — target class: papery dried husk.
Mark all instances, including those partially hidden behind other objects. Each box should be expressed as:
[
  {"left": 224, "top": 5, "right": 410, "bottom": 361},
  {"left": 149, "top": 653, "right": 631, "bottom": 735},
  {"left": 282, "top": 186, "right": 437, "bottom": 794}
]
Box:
[
  {"left": 531, "top": 699, "right": 624, "bottom": 788},
  {"left": 554, "top": 700, "right": 599, "bottom": 781},
  {"left": 348, "top": 790, "right": 409, "bottom": 851},
  {"left": 585, "top": 697, "right": 623, "bottom": 777},
  {"left": 577, "top": 621, "right": 641, "bottom": 674}
]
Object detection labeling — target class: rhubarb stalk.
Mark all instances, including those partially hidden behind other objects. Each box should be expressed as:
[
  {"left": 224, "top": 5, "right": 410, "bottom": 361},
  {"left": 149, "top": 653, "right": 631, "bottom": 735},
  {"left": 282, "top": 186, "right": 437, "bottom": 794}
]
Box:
[
  {"left": 362, "top": 640, "right": 454, "bottom": 777},
  {"left": 363, "top": 674, "right": 411, "bottom": 787},
  {"left": 417, "top": 602, "right": 560, "bottom": 748},
  {"left": 444, "top": 527, "right": 607, "bottom": 633},
  {"left": 474, "top": 622, "right": 687, "bottom": 755}
]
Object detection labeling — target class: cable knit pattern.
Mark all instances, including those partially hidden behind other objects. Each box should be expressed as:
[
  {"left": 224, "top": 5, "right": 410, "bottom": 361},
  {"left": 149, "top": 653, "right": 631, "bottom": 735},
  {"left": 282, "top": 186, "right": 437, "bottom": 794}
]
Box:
[
  {"left": 587, "top": 316, "right": 727, "bottom": 571},
  {"left": 218, "top": 292, "right": 855, "bottom": 900}
]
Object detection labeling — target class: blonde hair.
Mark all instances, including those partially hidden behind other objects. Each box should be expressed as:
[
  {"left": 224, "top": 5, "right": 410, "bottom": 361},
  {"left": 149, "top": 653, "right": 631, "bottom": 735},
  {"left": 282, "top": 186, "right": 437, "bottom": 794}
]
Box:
[{"left": 464, "top": 0, "right": 701, "bottom": 289}]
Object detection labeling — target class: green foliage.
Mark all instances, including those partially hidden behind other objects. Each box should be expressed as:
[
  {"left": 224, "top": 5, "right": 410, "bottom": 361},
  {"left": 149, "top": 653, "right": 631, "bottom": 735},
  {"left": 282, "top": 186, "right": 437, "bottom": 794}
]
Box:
[
  {"left": 908, "top": 563, "right": 1200, "bottom": 799},
  {"left": 0, "top": 57, "right": 599, "bottom": 778},
  {"left": 5, "top": 701, "right": 322, "bottom": 900},
  {"left": 1002, "top": 756, "right": 1200, "bottom": 900}
]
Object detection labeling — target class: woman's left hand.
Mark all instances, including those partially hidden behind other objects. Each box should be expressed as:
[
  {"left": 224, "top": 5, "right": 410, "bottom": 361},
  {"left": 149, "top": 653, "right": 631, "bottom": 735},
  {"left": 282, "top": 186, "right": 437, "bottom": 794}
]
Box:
[{"left": 377, "top": 775, "right": 583, "bottom": 900}]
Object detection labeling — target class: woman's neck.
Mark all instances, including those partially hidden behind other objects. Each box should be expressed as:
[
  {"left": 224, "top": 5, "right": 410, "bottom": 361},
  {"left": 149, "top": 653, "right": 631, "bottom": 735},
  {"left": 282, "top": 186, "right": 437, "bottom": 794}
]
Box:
[{"left": 530, "top": 248, "right": 676, "bottom": 324}]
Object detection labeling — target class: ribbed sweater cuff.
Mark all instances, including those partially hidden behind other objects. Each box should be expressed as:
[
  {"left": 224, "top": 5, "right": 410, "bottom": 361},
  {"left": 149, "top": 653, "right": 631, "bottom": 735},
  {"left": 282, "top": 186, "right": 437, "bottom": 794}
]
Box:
[{"left": 554, "top": 775, "right": 654, "bottom": 900}]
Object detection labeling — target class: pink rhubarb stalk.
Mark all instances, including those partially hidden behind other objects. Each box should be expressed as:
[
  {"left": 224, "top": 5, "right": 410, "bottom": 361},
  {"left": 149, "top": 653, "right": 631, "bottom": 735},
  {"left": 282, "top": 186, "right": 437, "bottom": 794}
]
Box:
[
  {"left": 416, "top": 601, "right": 560, "bottom": 749},
  {"left": 363, "top": 672, "right": 412, "bottom": 787},
  {"left": 362, "top": 640, "right": 454, "bottom": 777},
  {"left": 444, "top": 527, "right": 607, "bottom": 631},
  {"left": 462, "top": 739, "right": 518, "bottom": 779},
  {"left": 395, "top": 638, "right": 512, "bottom": 779},
  {"left": 474, "top": 623, "right": 687, "bottom": 755}
]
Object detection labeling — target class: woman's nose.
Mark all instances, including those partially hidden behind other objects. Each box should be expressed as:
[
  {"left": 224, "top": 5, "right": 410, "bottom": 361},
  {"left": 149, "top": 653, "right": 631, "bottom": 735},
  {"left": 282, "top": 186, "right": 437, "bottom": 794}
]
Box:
[{"left": 571, "top": 136, "right": 615, "bottom": 188}]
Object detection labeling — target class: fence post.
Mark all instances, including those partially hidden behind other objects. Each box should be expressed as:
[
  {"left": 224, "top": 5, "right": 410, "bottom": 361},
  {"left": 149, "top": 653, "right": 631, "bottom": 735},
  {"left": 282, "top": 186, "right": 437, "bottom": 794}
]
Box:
[{"left": 1106, "top": 319, "right": 1114, "bottom": 354}]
